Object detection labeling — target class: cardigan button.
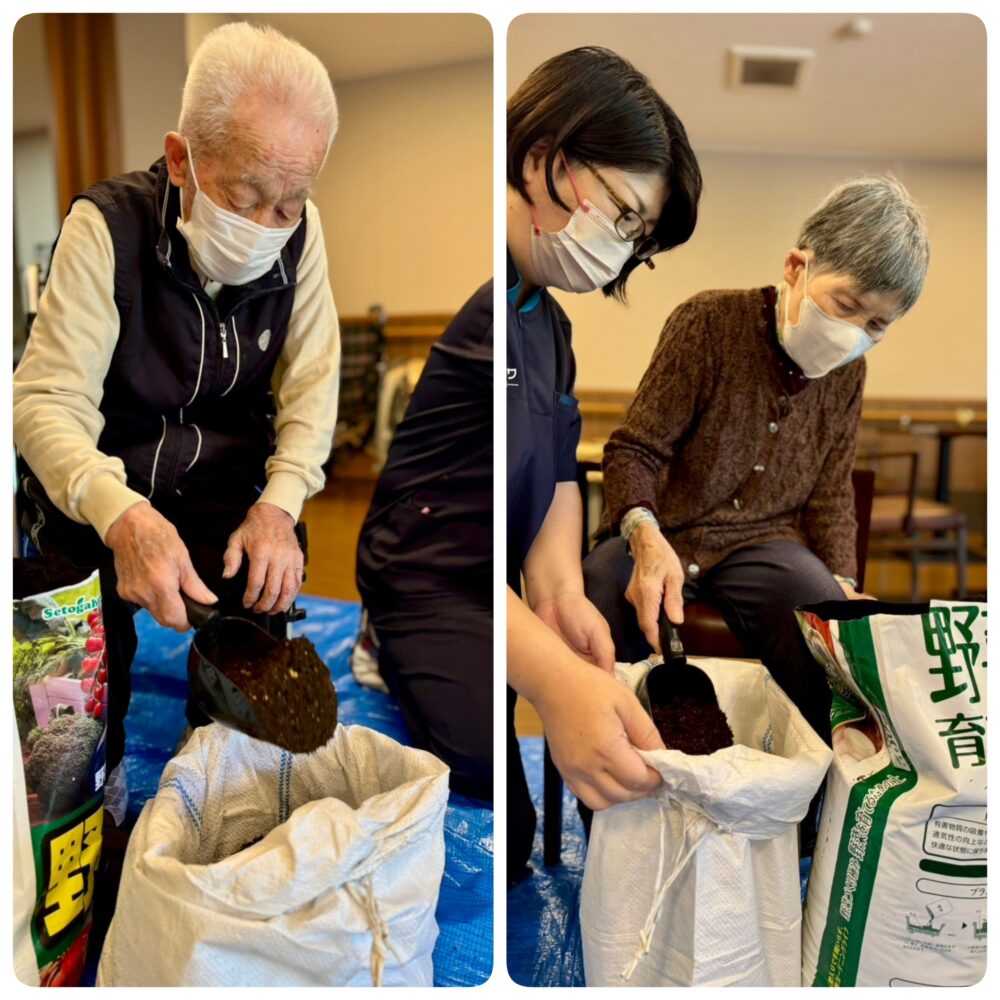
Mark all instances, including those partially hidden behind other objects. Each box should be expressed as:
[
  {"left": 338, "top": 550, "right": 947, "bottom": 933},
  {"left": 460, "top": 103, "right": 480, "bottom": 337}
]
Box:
[
  {"left": 687, "top": 563, "right": 701, "bottom": 578},
  {"left": 768, "top": 421, "right": 780, "bottom": 434},
  {"left": 732, "top": 498, "right": 743, "bottom": 510},
  {"left": 753, "top": 463, "right": 765, "bottom": 473}
]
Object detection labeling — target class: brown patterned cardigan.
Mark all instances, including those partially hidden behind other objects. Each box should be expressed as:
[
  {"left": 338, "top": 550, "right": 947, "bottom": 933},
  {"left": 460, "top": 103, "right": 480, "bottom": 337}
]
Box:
[{"left": 600, "top": 286, "right": 864, "bottom": 581}]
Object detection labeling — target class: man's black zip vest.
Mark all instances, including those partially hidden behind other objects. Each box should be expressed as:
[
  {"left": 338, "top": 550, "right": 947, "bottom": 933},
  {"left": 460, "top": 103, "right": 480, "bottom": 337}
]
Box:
[{"left": 67, "top": 157, "right": 307, "bottom": 500}]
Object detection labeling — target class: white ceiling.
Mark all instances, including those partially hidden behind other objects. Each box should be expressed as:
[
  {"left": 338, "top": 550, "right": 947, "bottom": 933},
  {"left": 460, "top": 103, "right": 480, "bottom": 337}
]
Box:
[
  {"left": 15, "top": 13, "right": 985, "bottom": 161},
  {"left": 507, "top": 13, "right": 986, "bottom": 162}
]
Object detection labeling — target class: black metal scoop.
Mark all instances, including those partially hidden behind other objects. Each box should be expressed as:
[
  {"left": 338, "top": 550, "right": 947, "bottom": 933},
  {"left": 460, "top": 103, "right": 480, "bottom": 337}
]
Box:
[
  {"left": 183, "top": 595, "right": 278, "bottom": 741},
  {"left": 637, "top": 607, "right": 720, "bottom": 715}
]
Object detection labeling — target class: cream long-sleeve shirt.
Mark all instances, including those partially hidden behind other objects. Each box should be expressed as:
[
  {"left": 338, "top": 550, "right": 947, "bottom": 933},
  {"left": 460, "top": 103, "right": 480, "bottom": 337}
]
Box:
[{"left": 13, "top": 197, "right": 340, "bottom": 542}]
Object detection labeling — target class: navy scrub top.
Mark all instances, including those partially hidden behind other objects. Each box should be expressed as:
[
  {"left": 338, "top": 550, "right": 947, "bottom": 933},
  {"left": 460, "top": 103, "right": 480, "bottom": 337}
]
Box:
[
  {"left": 506, "top": 250, "right": 582, "bottom": 591},
  {"left": 356, "top": 279, "right": 493, "bottom": 609}
]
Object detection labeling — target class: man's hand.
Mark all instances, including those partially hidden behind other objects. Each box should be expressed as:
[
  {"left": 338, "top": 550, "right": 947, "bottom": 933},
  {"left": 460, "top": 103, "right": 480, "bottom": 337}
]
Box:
[
  {"left": 534, "top": 665, "right": 665, "bottom": 811},
  {"left": 533, "top": 592, "right": 615, "bottom": 672},
  {"left": 223, "top": 502, "right": 303, "bottom": 614},
  {"left": 839, "top": 579, "right": 877, "bottom": 601},
  {"left": 625, "top": 522, "right": 686, "bottom": 649},
  {"left": 105, "top": 501, "right": 218, "bottom": 632}
]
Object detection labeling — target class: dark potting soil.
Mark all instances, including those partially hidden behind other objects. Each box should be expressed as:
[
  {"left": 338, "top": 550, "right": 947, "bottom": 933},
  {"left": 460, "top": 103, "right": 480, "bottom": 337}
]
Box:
[
  {"left": 13, "top": 555, "right": 94, "bottom": 600},
  {"left": 220, "top": 637, "right": 338, "bottom": 753},
  {"left": 652, "top": 697, "right": 734, "bottom": 755}
]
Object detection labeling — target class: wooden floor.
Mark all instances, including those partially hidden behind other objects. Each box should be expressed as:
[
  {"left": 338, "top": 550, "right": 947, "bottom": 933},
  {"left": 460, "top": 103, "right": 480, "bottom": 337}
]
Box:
[{"left": 298, "top": 464, "right": 378, "bottom": 602}]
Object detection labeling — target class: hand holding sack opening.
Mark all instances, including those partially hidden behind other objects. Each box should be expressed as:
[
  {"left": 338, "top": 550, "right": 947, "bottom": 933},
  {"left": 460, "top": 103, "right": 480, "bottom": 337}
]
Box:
[{"left": 580, "top": 657, "right": 832, "bottom": 987}]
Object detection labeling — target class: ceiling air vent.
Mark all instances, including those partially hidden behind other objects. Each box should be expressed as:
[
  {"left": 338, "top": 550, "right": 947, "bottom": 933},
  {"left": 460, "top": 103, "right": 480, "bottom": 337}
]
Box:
[{"left": 727, "top": 45, "right": 815, "bottom": 90}]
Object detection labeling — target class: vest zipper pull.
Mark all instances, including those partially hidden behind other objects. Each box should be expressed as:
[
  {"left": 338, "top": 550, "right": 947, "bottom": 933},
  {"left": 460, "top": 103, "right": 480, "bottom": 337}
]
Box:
[{"left": 219, "top": 323, "right": 229, "bottom": 359}]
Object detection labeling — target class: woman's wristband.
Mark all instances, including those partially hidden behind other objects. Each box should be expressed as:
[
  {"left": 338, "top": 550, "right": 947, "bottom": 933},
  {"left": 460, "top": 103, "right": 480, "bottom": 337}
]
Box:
[{"left": 621, "top": 507, "right": 660, "bottom": 555}]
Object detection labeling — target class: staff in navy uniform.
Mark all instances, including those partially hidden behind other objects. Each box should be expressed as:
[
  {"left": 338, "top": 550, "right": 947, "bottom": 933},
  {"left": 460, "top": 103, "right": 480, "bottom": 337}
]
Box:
[
  {"left": 505, "top": 48, "right": 703, "bottom": 884},
  {"left": 13, "top": 23, "right": 340, "bottom": 822},
  {"left": 355, "top": 286, "right": 493, "bottom": 802}
]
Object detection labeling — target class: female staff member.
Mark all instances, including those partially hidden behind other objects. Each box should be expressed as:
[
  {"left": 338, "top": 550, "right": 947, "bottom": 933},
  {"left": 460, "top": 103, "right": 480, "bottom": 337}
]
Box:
[{"left": 506, "top": 47, "right": 702, "bottom": 883}]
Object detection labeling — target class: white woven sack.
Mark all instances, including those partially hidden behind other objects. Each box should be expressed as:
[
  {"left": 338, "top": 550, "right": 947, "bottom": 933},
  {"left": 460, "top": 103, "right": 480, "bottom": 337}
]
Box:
[
  {"left": 98, "top": 722, "right": 449, "bottom": 986},
  {"left": 581, "top": 657, "right": 832, "bottom": 987}
]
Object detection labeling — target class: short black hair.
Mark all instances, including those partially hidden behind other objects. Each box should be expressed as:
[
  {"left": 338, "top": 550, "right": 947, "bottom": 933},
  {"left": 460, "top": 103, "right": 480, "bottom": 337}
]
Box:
[{"left": 507, "top": 46, "right": 702, "bottom": 300}]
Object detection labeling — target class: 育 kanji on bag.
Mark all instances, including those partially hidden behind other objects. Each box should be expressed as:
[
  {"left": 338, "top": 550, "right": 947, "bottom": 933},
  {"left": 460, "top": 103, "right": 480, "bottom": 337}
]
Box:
[{"left": 796, "top": 599, "right": 987, "bottom": 988}]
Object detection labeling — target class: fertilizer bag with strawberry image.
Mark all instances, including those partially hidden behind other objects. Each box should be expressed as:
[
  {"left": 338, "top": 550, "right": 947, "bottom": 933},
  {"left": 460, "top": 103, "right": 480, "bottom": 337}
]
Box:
[{"left": 13, "top": 555, "right": 109, "bottom": 987}]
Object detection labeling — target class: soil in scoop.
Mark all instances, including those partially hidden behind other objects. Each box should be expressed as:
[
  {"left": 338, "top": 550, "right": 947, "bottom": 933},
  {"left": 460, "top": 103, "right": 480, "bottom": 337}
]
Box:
[
  {"left": 216, "top": 637, "right": 338, "bottom": 753},
  {"left": 652, "top": 697, "right": 734, "bottom": 755}
]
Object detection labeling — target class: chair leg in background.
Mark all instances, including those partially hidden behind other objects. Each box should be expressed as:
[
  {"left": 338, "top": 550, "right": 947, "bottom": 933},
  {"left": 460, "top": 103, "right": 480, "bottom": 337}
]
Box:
[
  {"left": 956, "top": 524, "right": 969, "bottom": 599},
  {"left": 910, "top": 544, "right": 922, "bottom": 602}
]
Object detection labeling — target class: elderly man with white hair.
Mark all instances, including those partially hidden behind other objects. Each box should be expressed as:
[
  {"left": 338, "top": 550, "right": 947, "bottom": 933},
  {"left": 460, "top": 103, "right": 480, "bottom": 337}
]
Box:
[{"left": 13, "top": 22, "right": 340, "bottom": 816}]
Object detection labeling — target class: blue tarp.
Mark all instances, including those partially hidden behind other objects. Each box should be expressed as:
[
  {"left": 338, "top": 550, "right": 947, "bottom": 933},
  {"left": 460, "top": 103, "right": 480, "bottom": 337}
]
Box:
[
  {"left": 507, "top": 736, "right": 587, "bottom": 987},
  {"left": 93, "top": 596, "right": 492, "bottom": 987}
]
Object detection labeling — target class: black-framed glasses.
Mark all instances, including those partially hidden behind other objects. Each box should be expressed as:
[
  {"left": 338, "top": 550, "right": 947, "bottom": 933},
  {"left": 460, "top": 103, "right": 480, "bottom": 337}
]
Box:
[{"left": 578, "top": 158, "right": 660, "bottom": 269}]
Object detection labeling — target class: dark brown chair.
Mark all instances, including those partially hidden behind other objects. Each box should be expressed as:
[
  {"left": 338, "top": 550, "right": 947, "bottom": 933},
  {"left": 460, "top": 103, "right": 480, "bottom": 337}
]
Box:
[{"left": 858, "top": 450, "right": 968, "bottom": 601}]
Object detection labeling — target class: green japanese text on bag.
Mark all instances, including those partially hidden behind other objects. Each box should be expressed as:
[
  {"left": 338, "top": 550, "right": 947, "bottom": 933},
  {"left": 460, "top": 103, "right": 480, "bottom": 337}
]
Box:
[
  {"left": 796, "top": 599, "right": 987, "bottom": 988},
  {"left": 13, "top": 556, "right": 107, "bottom": 987}
]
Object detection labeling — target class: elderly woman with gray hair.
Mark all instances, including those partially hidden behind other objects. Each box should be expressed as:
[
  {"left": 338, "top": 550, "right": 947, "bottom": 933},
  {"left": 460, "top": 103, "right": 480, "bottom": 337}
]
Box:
[{"left": 583, "top": 176, "right": 930, "bottom": 750}]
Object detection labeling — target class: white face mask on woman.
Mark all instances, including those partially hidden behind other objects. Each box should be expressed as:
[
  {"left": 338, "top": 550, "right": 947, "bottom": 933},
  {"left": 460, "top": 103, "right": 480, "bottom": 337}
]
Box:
[
  {"left": 528, "top": 153, "right": 633, "bottom": 293},
  {"left": 780, "top": 257, "right": 874, "bottom": 378},
  {"left": 176, "top": 141, "right": 300, "bottom": 286}
]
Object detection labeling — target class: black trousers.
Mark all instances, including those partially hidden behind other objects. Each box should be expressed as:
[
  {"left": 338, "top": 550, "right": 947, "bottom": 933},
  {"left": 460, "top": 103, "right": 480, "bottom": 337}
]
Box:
[
  {"left": 19, "top": 469, "right": 288, "bottom": 773},
  {"left": 582, "top": 537, "right": 846, "bottom": 745},
  {"left": 370, "top": 597, "right": 493, "bottom": 802}
]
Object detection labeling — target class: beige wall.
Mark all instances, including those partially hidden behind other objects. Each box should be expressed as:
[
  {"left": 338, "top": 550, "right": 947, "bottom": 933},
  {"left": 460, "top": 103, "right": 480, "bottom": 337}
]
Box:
[
  {"left": 554, "top": 153, "right": 986, "bottom": 401},
  {"left": 116, "top": 14, "right": 188, "bottom": 172},
  {"left": 312, "top": 59, "right": 492, "bottom": 317},
  {"left": 115, "top": 17, "right": 491, "bottom": 318}
]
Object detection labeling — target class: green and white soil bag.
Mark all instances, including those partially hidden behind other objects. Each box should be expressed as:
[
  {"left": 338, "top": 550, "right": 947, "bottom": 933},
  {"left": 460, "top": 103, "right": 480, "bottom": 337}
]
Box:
[
  {"left": 580, "top": 658, "right": 832, "bottom": 987},
  {"left": 98, "top": 722, "right": 449, "bottom": 986},
  {"left": 796, "top": 599, "right": 987, "bottom": 988}
]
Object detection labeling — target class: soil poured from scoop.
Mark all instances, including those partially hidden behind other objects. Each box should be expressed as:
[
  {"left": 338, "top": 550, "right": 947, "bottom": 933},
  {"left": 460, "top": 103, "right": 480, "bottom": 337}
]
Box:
[
  {"left": 218, "top": 636, "right": 338, "bottom": 753},
  {"left": 652, "top": 697, "right": 734, "bottom": 755}
]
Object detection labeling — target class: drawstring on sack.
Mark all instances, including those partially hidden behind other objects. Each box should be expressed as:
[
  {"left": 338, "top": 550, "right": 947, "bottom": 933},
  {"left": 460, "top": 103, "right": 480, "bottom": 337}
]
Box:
[
  {"left": 346, "top": 874, "right": 396, "bottom": 987},
  {"left": 622, "top": 799, "right": 714, "bottom": 981}
]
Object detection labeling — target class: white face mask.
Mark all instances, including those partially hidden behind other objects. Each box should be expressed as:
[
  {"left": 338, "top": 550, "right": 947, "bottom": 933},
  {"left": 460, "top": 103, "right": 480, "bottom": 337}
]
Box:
[
  {"left": 176, "top": 141, "right": 300, "bottom": 286},
  {"left": 528, "top": 153, "right": 633, "bottom": 293},
  {"left": 780, "top": 257, "right": 875, "bottom": 378}
]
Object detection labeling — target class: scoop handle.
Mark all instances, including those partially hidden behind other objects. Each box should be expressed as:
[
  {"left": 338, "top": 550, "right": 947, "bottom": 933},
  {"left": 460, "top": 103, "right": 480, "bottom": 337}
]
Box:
[
  {"left": 658, "top": 606, "right": 686, "bottom": 663},
  {"left": 182, "top": 593, "right": 220, "bottom": 630}
]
